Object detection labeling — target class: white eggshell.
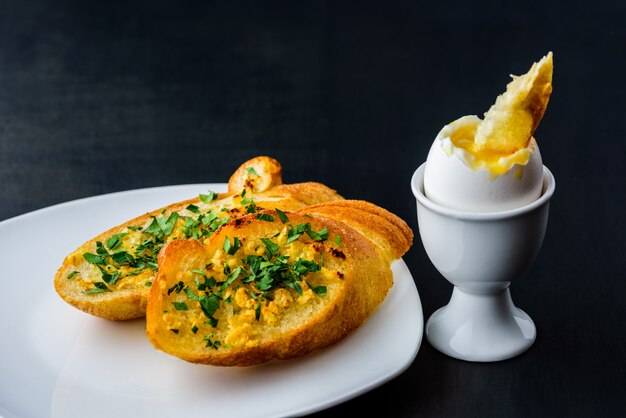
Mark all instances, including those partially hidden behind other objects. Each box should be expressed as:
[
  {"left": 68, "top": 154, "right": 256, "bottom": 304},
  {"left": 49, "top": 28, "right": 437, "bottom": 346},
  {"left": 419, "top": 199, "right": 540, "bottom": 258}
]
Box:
[{"left": 424, "top": 133, "right": 543, "bottom": 213}]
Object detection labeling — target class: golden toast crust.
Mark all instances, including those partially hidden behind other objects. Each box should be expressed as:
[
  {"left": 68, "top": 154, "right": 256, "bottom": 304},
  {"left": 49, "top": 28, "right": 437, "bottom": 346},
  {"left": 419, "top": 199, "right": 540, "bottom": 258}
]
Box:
[{"left": 300, "top": 200, "right": 414, "bottom": 261}]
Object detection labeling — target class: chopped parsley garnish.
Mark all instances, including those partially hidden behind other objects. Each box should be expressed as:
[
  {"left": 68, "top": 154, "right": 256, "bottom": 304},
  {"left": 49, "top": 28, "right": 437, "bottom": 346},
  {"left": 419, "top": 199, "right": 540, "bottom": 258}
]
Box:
[
  {"left": 172, "top": 301, "right": 189, "bottom": 310},
  {"left": 275, "top": 208, "right": 289, "bottom": 223},
  {"left": 67, "top": 271, "right": 79, "bottom": 280},
  {"left": 193, "top": 270, "right": 217, "bottom": 290},
  {"left": 334, "top": 235, "right": 343, "bottom": 247},
  {"left": 260, "top": 238, "right": 280, "bottom": 258},
  {"left": 145, "top": 212, "right": 180, "bottom": 237},
  {"left": 287, "top": 223, "right": 329, "bottom": 243},
  {"left": 256, "top": 213, "right": 275, "bottom": 222},
  {"left": 292, "top": 258, "right": 321, "bottom": 275},
  {"left": 241, "top": 197, "right": 256, "bottom": 213},
  {"left": 199, "top": 190, "right": 218, "bottom": 203},
  {"left": 308, "top": 283, "right": 327, "bottom": 296},
  {"left": 182, "top": 210, "right": 229, "bottom": 239},
  {"left": 99, "top": 266, "right": 121, "bottom": 285},
  {"left": 105, "top": 233, "right": 127, "bottom": 250},
  {"left": 223, "top": 236, "right": 242, "bottom": 255},
  {"left": 246, "top": 167, "right": 258, "bottom": 176},
  {"left": 184, "top": 287, "right": 201, "bottom": 300},
  {"left": 200, "top": 295, "right": 221, "bottom": 325},
  {"left": 83, "top": 253, "right": 105, "bottom": 265},
  {"left": 83, "top": 281, "right": 111, "bottom": 294},
  {"left": 221, "top": 266, "right": 242, "bottom": 290},
  {"left": 111, "top": 251, "right": 135, "bottom": 265},
  {"left": 168, "top": 281, "right": 185, "bottom": 295},
  {"left": 306, "top": 226, "right": 328, "bottom": 242},
  {"left": 239, "top": 189, "right": 258, "bottom": 213},
  {"left": 186, "top": 204, "right": 200, "bottom": 214},
  {"left": 204, "top": 334, "right": 222, "bottom": 349}
]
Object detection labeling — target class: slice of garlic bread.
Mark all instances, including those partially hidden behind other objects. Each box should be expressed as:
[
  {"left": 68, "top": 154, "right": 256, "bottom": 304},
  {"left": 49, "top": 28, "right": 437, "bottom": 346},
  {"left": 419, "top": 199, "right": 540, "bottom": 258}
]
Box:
[
  {"left": 54, "top": 156, "right": 343, "bottom": 320},
  {"left": 145, "top": 200, "right": 413, "bottom": 367}
]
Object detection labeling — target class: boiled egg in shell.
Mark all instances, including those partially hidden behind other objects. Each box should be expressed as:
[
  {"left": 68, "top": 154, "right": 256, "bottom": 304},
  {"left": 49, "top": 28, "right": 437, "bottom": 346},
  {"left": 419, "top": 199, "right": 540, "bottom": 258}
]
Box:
[{"left": 424, "top": 115, "right": 543, "bottom": 213}]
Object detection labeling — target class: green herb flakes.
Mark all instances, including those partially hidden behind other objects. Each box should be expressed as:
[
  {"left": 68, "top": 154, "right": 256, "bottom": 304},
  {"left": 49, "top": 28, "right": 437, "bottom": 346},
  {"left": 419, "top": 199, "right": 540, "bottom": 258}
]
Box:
[
  {"left": 256, "top": 213, "right": 275, "bottom": 222},
  {"left": 306, "top": 227, "right": 328, "bottom": 242},
  {"left": 186, "top": 204, "right": 201, "bottom": 214},
  {"left": 275, "top": 208, "right": 289, "bottom": 223},
  {"left": 99, "top": 268, "right": 121, "bottom": 285},
  {"left": 287, "top": 223, "right": 328, "bottom": 243},
  {"left": 83, "top": 253, "right": 105, "bottom": 265},
  {"left": 199, "top": 190, "right": 218, "bottom": 203},
  {"left": 145, "top": 212, "right": 179, "bottom": 237},
  {"left": 168, "top": 281, "right": 185, "bottom": 295},
  {"left": 309, "top": 284, "right": 327, "bottom": 296},
  {"left": 204, "top": 334, "right": 222, "bottom": 349},
  {"left": 260, "top": 238, "right": 280, "bottom": 259},
  {"left": 83, "top": 281, "right": 111, "bottom": 294},
  {"left": 223, "top": 236, "right": 242, "bottom": 255},
  {"left": 106, "top": 233, "right": 128, "bottom": 250},
  {"left": 334, "top": 235, "right": 343, "bottom": 247},
  {"left": 245, "top": 199, "right": 257, "bottom": 214},
  {"left": 111, "top": 251, "right": 135, "bottom": 265},
  {"left": 172, "top": 301, "right": 189, "bottom": 311}
]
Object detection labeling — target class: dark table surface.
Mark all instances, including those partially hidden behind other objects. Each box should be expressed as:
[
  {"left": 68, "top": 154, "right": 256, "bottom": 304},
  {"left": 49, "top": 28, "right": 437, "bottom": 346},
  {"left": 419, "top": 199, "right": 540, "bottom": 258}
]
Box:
[{"left": 1, "top": 1, "right": 624, "bottom": 417}]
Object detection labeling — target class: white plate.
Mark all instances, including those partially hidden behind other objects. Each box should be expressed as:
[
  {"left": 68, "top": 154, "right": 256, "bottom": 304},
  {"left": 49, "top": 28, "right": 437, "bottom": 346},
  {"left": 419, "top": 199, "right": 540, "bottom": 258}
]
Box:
[{"left": 0, "top": 184, "right": 423, "bottom": 418}]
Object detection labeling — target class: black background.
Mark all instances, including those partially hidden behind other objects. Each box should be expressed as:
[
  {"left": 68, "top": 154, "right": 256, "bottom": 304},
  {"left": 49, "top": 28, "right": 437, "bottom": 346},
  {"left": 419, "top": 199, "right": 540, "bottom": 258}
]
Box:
[{"left": 1, "top": 1, "right": 624, "bottom": 417}]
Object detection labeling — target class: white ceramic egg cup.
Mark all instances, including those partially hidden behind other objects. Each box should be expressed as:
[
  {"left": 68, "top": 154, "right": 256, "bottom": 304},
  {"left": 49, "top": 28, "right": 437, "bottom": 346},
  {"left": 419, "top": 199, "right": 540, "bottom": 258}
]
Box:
[{"left": 411, "top": 163, "right": 555, "bottom": 362}]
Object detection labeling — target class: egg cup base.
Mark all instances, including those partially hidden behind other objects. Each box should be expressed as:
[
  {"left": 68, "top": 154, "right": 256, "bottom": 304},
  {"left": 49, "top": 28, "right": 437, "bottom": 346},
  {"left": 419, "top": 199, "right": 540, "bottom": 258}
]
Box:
[{"left": 425, "top": 287, "right": 536, "bottom": 362}]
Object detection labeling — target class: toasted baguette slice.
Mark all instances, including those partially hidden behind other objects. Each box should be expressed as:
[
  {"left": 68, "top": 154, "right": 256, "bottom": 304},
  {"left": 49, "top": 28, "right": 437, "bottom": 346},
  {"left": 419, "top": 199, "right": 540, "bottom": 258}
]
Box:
[
  {"left": 54, "top": 156, "right": 343, "bottom": 320},
  {"left": 146, "top": 200, "right": 413, "bottom": 367},
  {"left": 473, "top": 51, "right": 553, "bottom": 155}
]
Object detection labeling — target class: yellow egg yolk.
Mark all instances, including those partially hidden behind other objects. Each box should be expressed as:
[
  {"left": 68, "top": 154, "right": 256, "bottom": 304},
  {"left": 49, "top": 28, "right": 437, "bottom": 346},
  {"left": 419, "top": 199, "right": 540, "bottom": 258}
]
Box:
[{"left": 442, "top": 116, "right": 535, "bottom": 177}]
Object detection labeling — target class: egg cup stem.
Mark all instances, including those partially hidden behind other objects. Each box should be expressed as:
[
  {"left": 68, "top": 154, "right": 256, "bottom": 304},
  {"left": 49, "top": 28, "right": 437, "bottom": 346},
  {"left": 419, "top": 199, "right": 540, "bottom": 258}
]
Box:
[{"left": 426, "top": 286, "right": 536, "bottom": 362}]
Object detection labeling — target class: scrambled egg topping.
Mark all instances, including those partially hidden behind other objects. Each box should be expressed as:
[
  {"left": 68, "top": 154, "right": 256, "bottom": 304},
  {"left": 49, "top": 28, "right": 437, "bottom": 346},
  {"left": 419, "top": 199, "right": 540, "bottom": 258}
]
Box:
[
  {"left": 67, "top": 191, "right": 287, "bottom": 294},
  {"left": 161, "top": 223, "right": 345, "bottom": 350}
]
